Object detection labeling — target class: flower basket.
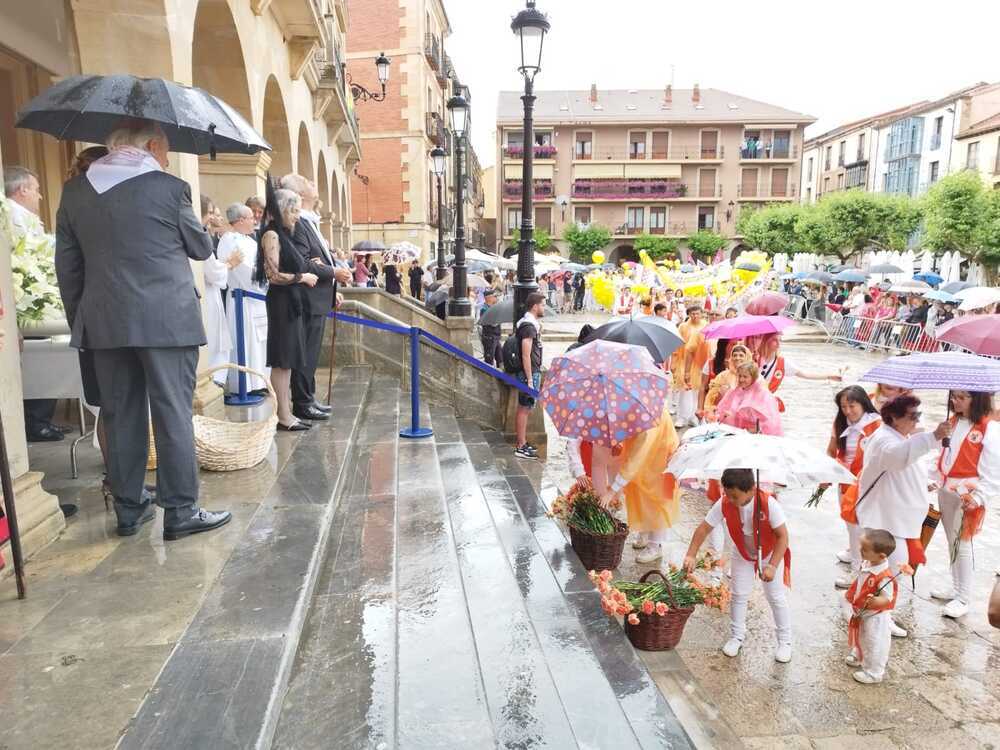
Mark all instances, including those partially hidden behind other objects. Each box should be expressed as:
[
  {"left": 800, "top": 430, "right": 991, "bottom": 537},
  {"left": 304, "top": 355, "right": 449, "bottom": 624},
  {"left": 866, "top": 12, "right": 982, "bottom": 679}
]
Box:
[
  {"left": 193, "top": 364, "right": 277, "bottom": 472},
  {"left": 622, "top": 570, "right": 694, "bottom": 651},
  {"left": 569, "top": 519, "right": 629, "bottom": 571}
]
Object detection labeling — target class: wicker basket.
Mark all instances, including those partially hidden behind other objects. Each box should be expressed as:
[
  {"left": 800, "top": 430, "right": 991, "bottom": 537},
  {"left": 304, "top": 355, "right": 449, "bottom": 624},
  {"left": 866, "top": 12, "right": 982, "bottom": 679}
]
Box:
[
  {"left": 193, "top": 364, "right": 277, "bottom": 472},
  {"left": 623, "top": 570, "right": 695, "bottom": 651},
  {"left": 569, "top": 518, "right": 629, "bottom": 571}
]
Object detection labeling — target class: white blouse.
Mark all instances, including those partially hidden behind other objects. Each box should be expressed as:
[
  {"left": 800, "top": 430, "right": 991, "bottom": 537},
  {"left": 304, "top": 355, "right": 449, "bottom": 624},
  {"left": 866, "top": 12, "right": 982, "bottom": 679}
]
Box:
[
  {"left": 935, "top": 417, "right": 1000, "bottom": 506},
  {"left": 841, "top": 412, "right": 881, "bottom": 467}
]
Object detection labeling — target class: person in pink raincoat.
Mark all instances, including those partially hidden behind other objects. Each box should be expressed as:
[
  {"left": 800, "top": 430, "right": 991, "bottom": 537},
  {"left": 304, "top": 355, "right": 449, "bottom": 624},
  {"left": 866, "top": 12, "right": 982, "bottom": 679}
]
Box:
[{"left": 714, "top": 361, "right": 783, "bottom": 436}]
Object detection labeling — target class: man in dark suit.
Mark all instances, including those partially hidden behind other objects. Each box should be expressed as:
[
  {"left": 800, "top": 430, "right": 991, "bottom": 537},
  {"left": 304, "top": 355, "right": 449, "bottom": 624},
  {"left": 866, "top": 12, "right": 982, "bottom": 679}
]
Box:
[
  {"left": 280, "top": 174, "right": 351, "bottom": 422},
  {"left": 55, "top": 120, "right": 231, "bottom": 540}
]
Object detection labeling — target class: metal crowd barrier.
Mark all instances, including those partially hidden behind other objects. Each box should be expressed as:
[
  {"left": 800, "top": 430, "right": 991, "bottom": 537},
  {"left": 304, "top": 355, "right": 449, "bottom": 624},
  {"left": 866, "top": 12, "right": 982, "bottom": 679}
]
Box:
[{"left": 828, "top": 315, "right": 941, "bottom": 354}]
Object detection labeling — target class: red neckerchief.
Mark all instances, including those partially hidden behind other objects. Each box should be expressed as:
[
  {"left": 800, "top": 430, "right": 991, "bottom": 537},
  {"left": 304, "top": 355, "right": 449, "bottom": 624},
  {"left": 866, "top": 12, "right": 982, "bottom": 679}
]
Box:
[
  {"left": 846, "top": 564, "right": 897, "bottom": 661},
  {"left": 720, "top": 490, "right": 791, "bottom": 587}
]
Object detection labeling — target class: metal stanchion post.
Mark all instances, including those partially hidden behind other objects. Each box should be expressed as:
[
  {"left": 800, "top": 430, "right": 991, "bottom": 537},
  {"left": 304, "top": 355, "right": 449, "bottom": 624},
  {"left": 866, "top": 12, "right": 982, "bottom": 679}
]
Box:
[
  {"left": 225, "top": 289, "right": 264, "bottom": 406},
  {"left": 399, "top": 328, "right": 433, "bottom": 439}
]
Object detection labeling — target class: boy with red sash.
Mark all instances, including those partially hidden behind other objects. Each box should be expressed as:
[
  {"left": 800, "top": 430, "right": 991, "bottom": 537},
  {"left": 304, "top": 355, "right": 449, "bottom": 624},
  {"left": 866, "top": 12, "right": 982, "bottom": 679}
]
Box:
[
  {"left": 845, "top": 529, "right": 901, "bottom": 684},
  {"left": 684, "top": 468, "right": 792, "bottom": 663}
]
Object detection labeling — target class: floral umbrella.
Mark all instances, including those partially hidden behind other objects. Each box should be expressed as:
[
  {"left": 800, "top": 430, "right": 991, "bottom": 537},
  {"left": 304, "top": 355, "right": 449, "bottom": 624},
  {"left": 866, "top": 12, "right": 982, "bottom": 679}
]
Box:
[
  {"left": 383, "top": 241, "right": 421, "bottom": 265},
  {"left": 542, "top": 340, "right": 670, "bottom": 447}
]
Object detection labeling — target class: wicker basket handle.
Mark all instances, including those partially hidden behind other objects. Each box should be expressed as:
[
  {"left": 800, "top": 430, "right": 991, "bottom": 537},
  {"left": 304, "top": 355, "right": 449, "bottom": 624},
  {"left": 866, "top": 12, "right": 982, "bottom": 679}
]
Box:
[
  {"left": 638, "top": 569, "right": 679, "bottom": 609},
  {"left": 199, "top": 363, "right": 276, "bottom": 403}
]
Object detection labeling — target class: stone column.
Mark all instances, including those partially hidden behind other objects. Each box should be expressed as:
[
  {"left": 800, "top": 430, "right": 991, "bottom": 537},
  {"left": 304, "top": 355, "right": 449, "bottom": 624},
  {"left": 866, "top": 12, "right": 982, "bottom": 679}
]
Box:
[
  {"left": 0, "top": 144, "right": 65, "bottom": 571},
  {"left": 198, "top": 152, "right": 271, "bottom": 213}
]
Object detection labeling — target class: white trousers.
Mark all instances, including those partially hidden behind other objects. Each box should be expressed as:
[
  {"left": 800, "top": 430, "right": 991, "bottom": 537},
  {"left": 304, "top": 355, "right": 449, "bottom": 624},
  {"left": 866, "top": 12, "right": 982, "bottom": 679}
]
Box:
[
  {"left": 729, "top": 553, "right": 791, "bottom": 645},
  {"left": 846, "top": 521, "right": 863, "bottom": 575},
  {"left": 887, "top": 534, "right": 913, "bottom": 611},
  {"left": 852, "top": 610, "right": 892, "bottom": 680},
  {"left": 677, "top": 389, "right": 697, "bottom": 422},
  {"left": 938, "top": 489, "right": 974, "bottom": 603}
]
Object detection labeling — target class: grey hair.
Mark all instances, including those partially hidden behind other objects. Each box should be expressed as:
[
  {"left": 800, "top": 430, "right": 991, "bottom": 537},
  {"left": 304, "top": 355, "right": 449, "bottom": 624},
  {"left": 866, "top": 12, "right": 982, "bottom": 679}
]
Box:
[
  {"left": 225, "top": 202, "right": 252, "bottom": 224},
  {"left": 105, "top": 121, "right": 168, "bottom": 151},
  {"left": 274, "top": 188, "right": 301, "bottom": 215},
  {"left": 279, "top": 173, "right": 311, "bottom": 196},
  {"left": 3, "top": 166, "right": 37, "bottom": 198}
]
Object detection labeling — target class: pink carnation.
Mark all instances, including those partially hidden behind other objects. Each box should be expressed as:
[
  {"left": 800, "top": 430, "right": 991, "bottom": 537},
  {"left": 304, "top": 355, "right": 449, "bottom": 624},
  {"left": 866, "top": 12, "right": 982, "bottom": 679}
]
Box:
[
  {"left": 655, "top": 602, "right": 668, "bottom": 616},
  {"left": 641, "top": 600, "right": 654, "bottom": 615},
  {"left": 627, "top": 613, "right": 640, "bottom": 625}
]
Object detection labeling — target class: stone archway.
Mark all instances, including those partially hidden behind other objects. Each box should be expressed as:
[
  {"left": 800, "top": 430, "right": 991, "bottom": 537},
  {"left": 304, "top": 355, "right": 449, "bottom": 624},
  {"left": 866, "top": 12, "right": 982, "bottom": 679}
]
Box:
[
  {"left": 730, "top": 242, "right": 750, "bottom": 264},
  {"left": 192, "top": 0, "right": 255, "bottom": 207},
  {"left": 262, "top": 75, "right": 292, "bottom": 178},
  {"left": 608, "top": 244, "right": 638, "bottom": 265},
  {"left": 295, "top": 121, "right": 314, "bottom": 181}
]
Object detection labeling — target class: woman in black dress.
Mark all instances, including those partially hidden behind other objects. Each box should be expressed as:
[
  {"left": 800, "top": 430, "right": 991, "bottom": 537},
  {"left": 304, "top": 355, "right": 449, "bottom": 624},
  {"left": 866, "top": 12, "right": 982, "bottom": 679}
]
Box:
[{"left": 255, "top": 187, "right": 318, "bottom": 431}]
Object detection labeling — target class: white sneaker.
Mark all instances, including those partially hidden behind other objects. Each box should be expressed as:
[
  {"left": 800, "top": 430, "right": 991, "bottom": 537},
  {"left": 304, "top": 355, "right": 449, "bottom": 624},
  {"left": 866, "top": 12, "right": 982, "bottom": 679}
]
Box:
[
  {"left": 836, "top": 549, "right": 852, "bottom": 564},
  {"left": 635, "top": 543, "right": 663, "bottom": 564},
  {"left": 688, "top": 416, "right": 701, "bottom": 427},
  {"left": 931, "top": 587, "right": 956, "bottom": 601},
  {"left": 942, "top": 599, "right": 969, "bottom": 619},
  {"left": 834, "top": 575, "right": 853, "bottom": 590},
  {"left": 853, "top": 670, "right": 882, "bottom": 684},
  {"left": 721, "top": 638, "right": 743, "bottom": 657},
  {"left": 890, "top": 621, "right": 908, "bottom": 638},
  {"left": 845, "top": 654, "right": 861, "bottom": 667},
  {"left": 674, "top": 419, "right": 688, "bottom": 429},
  {"left": 774, "top": 643, "right": 792, "bottom": 663},
  {"left": 631, "top": 533, "right": 648, "bottom": 550}
]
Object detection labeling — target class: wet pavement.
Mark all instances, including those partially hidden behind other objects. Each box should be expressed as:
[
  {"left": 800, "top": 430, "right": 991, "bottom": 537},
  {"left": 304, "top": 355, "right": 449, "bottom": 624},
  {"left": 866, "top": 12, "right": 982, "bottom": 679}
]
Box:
[{"left": 544, "top": 337, "right": 1000, "bottom": 749}]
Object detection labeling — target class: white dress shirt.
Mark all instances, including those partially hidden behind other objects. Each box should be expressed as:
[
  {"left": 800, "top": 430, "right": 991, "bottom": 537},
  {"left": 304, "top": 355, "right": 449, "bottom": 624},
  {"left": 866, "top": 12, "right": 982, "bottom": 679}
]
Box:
[{"left": 841, "top": 412, "right": 881, "bottom": 467}]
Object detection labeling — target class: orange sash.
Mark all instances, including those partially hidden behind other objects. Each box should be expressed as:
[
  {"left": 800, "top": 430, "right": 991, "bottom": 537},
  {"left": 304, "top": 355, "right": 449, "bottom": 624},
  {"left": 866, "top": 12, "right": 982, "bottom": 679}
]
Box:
[
  {"left": 846, "top": 567, "right": 898, "bottom": 660},
  {"left": 837, "top": 420, "right": 882, "bottom": 524},
  {"left": 937, "top": 416, "right": 990, "bottom": 540},
  {"left": 720, "top": 491, "right": 791, "bottom": 587}
]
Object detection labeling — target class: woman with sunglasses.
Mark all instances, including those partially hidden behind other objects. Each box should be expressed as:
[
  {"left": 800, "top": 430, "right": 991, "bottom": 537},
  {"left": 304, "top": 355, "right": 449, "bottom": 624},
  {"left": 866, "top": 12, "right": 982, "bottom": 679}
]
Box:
[
  {"left": 928, "top": 390, "right": 1000, "bottom": 619},
  {"left": 854, "top": 395, "right": 952, "bottom": 636}
]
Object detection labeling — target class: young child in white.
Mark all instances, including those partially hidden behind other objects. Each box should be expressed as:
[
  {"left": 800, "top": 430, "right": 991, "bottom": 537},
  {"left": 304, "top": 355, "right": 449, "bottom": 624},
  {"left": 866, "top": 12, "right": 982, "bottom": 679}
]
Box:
[
  {"left": 684, "top": 468, "right": 792, "bottom": 663},
  {"left": 845, "top": 528, "right": 899, "bottom": 684}
]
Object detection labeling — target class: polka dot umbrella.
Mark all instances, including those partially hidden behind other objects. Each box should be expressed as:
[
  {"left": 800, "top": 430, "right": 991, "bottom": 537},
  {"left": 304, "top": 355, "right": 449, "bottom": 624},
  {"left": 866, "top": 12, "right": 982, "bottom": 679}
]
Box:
[{"left": 541, "top": 340, "right": 670, "bottom": 447}]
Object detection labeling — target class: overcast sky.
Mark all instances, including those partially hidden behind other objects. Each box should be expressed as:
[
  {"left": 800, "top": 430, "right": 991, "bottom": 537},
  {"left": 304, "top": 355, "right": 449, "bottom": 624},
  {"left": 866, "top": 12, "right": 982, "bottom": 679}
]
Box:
[{"left": 444, "top": 0, "right": 1000, "bottom": 168}]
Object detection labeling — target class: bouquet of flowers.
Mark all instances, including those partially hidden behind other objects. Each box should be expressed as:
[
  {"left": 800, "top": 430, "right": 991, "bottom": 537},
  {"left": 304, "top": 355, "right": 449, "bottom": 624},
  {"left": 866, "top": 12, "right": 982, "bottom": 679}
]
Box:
[
  {"left": 590, "top": 553, "right": 731, "bottom": 627},
  {"left": 547, "top": 478, "right": 620, "bottom": 535},
  {"left": 804, "top": 484, "right": 828, "bottom": 508},
  {"left": 0, "top": 198, "right": 63, "bottom": 327}
]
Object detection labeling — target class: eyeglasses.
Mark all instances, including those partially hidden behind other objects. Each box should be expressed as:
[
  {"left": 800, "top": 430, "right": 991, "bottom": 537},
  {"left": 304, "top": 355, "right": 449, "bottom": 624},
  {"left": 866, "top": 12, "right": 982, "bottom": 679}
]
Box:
[{"left": 904, "top": 411, "right": 921, "bottom": 420}]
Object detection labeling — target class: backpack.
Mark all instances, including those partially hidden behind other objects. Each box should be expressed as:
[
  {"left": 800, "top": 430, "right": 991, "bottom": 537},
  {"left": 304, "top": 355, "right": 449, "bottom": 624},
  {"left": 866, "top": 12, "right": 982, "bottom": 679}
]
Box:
[{"left": 501, "top": 333, "right": 523, "bottom": 373}]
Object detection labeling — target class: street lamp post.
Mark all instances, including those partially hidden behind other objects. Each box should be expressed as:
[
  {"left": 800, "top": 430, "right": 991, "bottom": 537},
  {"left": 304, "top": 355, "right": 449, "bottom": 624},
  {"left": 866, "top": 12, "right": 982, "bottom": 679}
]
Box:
[
  {"left": 431, "top": 146, "right": 447, "bottom": 281},
  {"left": 447, "top": 93, "right": 471, "bottom": 317},
  {"left": 511, "top": 1, "right": 550, "bottom": 324},
  {"left": 349, "top": 52, "right": 392, "bottom": 103}
]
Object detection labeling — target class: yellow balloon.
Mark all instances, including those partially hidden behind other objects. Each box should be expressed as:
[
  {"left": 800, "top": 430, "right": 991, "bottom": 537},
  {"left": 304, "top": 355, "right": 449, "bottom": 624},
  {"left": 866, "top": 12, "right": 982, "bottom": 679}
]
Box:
[{"left": 592, "top": 251, "right": 606, "bottom": 264}]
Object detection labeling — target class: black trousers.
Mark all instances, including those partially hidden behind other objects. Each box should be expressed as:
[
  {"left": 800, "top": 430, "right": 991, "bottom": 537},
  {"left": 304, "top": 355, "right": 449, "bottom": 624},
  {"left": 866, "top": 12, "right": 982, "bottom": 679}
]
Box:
[
  {"left": 23, "top": 399, "right": 56, "bottom": 431},
  {"left": 292, "top": 312, "right": 327, "bottom": 408},
  {"left": 481, "top": 335, "right": 502, "bottom": 367}
]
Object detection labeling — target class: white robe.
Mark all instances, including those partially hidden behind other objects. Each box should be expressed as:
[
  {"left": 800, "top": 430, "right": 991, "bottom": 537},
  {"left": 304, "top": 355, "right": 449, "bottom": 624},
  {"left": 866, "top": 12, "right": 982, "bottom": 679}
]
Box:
[
  {"left": 203, "top": 251, "right": 231, "bottom": 386},
  {"left": 217, "top": 232, "right": 269, "bottom": 393}
]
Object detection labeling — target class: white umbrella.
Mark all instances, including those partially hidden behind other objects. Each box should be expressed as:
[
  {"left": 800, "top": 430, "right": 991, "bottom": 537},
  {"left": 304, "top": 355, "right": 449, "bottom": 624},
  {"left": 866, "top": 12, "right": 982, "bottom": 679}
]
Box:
[
  {"left": 665, "top": 430, "right": 855, "bottom": 488},
  {"left": 888, "top": 279, "right": 931, "bottom": 295},
  {"left": 956, "top": 286, "right": 1000, "bottom": 312}
]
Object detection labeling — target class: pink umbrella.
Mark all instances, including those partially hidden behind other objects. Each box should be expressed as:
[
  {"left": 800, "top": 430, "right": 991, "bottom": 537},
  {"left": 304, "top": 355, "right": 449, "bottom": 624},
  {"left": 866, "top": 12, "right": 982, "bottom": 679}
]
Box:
[
  {"left": 541, "top": 340, "right": 670, "bottom": 447},
  {"left": 745, "top": 291, "right": 789, "bottom": 316},
  {"left": 935, "top": 315, "right": 1000, "bottom": 356},
  {"left": 701, "top": 314, "right": 796, "bottom": 340}
]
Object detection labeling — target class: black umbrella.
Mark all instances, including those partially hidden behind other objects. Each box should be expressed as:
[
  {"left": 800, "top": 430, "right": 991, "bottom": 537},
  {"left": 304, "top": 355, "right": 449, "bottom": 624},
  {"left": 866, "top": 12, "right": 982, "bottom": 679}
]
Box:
[
  {"left": 425, "top": 288, "right": 449, "bottom": 310},
  {"left": 353, "top": 239, "right": 386, "bottom": 253},
  {"left": 479, "top": 297, "right": 557, "bottom": 327},
  {"left": 583, "top": 319, "right": 683, "bottom": 364},
  {"left": 16, "top": 75, "right": 268, "bottom": 157}
]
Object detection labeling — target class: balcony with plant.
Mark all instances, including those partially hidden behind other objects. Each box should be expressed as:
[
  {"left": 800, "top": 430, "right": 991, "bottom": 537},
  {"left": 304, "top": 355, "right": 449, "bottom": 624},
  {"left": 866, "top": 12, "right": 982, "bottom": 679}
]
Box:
[
  {"left": 571, "top": 179, "right": 690, "bottom": 200},
  {"left": 502, "top": 179, "right": 554, "bottom": 201},
  {"left": 502, "top": 144, "right": 557, "bottom": 159}
]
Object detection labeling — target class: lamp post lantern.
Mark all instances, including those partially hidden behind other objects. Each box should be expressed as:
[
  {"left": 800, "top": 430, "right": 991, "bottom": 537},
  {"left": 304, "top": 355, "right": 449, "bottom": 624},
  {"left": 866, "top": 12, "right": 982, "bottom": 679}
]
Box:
[
  {"left": 447, "top": 92, "right": 471, "bottom": 317},
  {"left": 511, "top": 0, "right": 550, "bottom": 324},
  {"left": 350, "top": 52, "right": 392, "bottom": 103},
  {"left": 431, "top": 146, "right": 447, "bottom": 281}
]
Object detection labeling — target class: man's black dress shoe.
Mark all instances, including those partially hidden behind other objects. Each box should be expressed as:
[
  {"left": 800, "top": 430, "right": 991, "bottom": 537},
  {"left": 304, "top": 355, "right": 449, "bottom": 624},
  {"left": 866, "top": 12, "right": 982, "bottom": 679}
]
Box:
[
  {"left": 163, "top": 509, "right": 232, "bottom": 541},
  {"left": 117, "top": 506, "right": 155, "bottom": 537},
  {"left": 27, "top": 424, "right": 64, "bottom": 442},
  {"left": 292, "top": 406, "right": 329, "bottom": 421},
  {"left": 312, "top": 401, "right": 333, "bottom": 414},
  {"left": 51, "top": 423, "right": 74, "bottom": 434},
  {"left": 60, "top": 503, "right": 79, "bottom": 519},
  {"left": 277, "top": 421, "right": 311, "bottom": 432}
]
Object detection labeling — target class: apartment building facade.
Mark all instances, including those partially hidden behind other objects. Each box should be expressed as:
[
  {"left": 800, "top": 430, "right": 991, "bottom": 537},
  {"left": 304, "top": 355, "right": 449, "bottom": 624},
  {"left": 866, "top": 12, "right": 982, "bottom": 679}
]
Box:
[
  {"left": 952, "top": 114, "right": 1000, "bottom": 189},
  {"left": 495, "top": 85, "right": 814, "bottom": 261},
  {"left": 348, "top": 0, "right": 482, "bottom": 262}
]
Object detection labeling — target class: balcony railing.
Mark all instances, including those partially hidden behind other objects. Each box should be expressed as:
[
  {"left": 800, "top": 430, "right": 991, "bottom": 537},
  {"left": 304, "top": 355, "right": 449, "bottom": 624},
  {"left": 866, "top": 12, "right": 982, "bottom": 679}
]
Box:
[
  {"left": 737, "top": 183, "right": 797, "bottom": 199},
  {"left": 740, "top": 144, "right": 798, "bottom": 160},
  {"left": 502, "top": 179, "right": 554, "bottom": 201},
  {"left": 611, "top": 221, "right": 693, "bottom": 236},
  {"left": 502, "top": 144, "right": 557, "bottom": 159},
  {"left": 571, "top": 178, "right": 721, "bottom": 200},
  {"left": 423, "top": 34, "right": 441, "bottom": 70},
  {"left": 425, "top": 112, "right": 446, "bottom": 146},
  {"left": 574, "top": 144, "right": 724, "bottom": 160}
]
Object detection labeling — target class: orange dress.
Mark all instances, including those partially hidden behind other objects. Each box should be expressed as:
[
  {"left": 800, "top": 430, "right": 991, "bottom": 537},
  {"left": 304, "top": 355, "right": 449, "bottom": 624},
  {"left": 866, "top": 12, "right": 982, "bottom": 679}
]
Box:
[
  {"left": 671, "top": 320, "right": 709, "bottom": 391},
  {"left": 617, "top": 406, "right": 681, "bottom": 532}
]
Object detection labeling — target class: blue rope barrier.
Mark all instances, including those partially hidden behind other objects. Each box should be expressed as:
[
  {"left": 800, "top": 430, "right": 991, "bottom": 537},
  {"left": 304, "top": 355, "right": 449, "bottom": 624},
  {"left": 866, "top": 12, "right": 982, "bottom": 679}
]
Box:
[
  {"left": 331, "top": 311, "right": 411, "bottom": 336},
  {"left": 417, "top": 329, "right": 540, "bottom": 398}
]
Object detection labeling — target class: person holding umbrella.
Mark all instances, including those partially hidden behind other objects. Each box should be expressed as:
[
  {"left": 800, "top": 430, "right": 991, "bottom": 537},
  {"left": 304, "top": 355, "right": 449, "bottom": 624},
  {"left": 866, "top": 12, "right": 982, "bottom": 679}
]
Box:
[
  {"left": 747, "top": 332, "right": 842, "bottom": 411},
  {"left": 928, "top": 390, "right": 1000, "bottom": 619},
  {"left": 673, "top": 306, "right": 710, "bottom": 428}
]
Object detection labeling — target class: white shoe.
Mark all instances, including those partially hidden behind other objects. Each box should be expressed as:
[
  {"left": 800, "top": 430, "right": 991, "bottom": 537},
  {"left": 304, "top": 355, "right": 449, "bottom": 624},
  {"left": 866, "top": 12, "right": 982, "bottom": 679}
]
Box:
[
  {"left": 834, "top": 575, "right": 853, "bottom": 590},
  {"left": 931, "top": 586, "right": 956, "bottom": 601},
  {"left": 674, "top": 419, "right": 688, "bottom": 429},
  {"left": 942, "top": 599, "right": 969, "bottom": 619},
  {"left": 722, "top": 638, "right": 743, "bottom": 657},
  {"left": 845, "top": 654, "right": 861, "bottom": 668},
  {"left": 890, "top": 621, "right": 908, "bottom": 638},
  {"left": 853, "top": 670, "right": 882, "bottom": 684},
  {"left": 836, "top": 549, "right": 852, "bottom": 564},
  {"left": 688, "top": 416, "right": 701, "bottom": 427},
  {"left": 774, "top": 643, "right": 792, "bottom": 663},
  {"left": 631, "top": 533, "right": 648, "bottom": 550},
  {"left": 635, "top": 543, "right": 663, "bottom": 564}
]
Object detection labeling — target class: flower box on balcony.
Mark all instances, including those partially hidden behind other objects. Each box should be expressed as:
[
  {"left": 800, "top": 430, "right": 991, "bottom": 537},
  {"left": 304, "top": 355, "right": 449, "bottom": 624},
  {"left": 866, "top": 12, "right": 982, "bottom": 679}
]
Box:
[{"left": 503, "top": 144, "right": 557, "bottom": 159}]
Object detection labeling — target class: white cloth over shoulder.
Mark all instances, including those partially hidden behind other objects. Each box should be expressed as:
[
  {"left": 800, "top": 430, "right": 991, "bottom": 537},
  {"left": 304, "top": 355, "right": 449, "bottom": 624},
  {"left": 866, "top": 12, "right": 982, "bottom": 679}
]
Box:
[
  {"left": 86, "top": 146, "right": 163, "bottom": 194},
  {"left": 855, "top": 423, "right": 939, "bottom": 539},
  {"left": 217, "top": 231, "right": 269, "bottom": 393}
]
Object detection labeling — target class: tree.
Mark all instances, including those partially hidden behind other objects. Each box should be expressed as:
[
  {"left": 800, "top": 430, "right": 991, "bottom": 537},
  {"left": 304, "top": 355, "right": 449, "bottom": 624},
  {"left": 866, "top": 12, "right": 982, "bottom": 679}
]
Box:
[
  {"left": 508, "top": 227, "right": 551, "bottom": 253},
  {"left": 686, "top": 230, "right": 727, "bottom": 261},
  {"left": 563, "top": 222, "right": 612, "bottom": 263},
  {"left": 977, "top": 188, "right": 1000, "bottom": 274},
  {"left": 633, "top": 233, "right": 679, "bottom": 261},
  {"left": 814, "top": 190, "right": 922, "bottom": 263},
  {"left": 923, "top": 171, "right": 1000, "bottom": 282},
  {"left": 737, "top": 204, "right": 805, "bottom": 257}
]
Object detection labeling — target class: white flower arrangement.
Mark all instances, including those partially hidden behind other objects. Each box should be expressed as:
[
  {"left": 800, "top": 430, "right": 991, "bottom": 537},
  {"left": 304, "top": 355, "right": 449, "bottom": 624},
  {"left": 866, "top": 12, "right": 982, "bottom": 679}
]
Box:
[{"left": 0, "top": 196, "right": 64, "bottom": 327}]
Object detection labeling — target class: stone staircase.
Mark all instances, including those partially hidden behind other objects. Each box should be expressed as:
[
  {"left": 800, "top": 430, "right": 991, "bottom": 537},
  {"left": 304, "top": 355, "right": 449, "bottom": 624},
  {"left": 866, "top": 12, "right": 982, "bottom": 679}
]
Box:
[{"left": 271, "top": 385, "right": 695, "bottom": 748}]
